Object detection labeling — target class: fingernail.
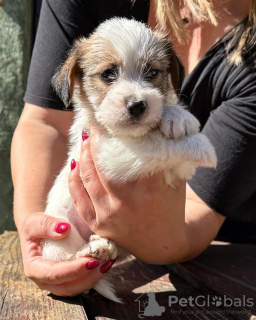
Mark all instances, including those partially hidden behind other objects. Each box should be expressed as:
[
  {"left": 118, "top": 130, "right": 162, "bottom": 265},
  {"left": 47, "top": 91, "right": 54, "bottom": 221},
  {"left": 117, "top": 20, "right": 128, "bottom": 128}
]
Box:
[
  {"left": 71, "top": 159, "right": 76, "bottom": 170},
  {"left": 100, "top": 259, "right": 116, "bottom": 274},
  {"left": 55, "top": 222, "right": 69, "bottom": 233},
  {"left": 82, "top": 129, "right": 89, "bottom": 141},
  {"left": 85, "top": 260, "right": 100, "bottom": 270}
]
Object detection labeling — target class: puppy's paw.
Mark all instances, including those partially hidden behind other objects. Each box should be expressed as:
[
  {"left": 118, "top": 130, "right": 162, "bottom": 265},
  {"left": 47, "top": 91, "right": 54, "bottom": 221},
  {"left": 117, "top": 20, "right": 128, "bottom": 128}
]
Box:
[
  {"left": 75, "top": 245, "right": 91, "bottom": 259},
  {"left": 88, "top": 235, "right": 118, "bottom": 261},
  {"left": 160, "top": 106, "right": 200, "bottom": 139},
  {"left": 183, "top": 133, "right": 217, "bottom": 168}
]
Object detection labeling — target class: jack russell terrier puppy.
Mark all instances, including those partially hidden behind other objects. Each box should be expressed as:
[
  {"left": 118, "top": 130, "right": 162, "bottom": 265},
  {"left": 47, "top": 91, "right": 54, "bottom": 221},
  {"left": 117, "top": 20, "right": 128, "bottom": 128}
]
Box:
[{"left": 42, "top": 18, "right": 217, "bottom": 302}]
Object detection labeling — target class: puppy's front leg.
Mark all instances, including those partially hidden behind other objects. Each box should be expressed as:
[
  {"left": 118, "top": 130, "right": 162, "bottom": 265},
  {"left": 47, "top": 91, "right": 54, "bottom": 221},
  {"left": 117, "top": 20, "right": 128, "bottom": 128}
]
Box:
[
  {"left": 76, "top": 235, "right": 118, "bottom": 260},
  {"left": 160, "top": 105, "right": 200, "bottom": 140}
]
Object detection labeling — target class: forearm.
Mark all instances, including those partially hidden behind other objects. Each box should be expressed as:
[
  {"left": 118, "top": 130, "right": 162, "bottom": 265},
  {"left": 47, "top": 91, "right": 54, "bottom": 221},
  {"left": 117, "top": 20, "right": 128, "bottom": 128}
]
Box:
[
  {"left": 11, "top": 104, "right": 72, "bottom": 230},
  {"left": 128, "top": 184, "right": 225, "bottom": 265},
  {"left": 145, "top": 184, "right": 226, "bottom": 265},
  {"left": 180, "top": 184, "right": 226, "bottom": 262}
]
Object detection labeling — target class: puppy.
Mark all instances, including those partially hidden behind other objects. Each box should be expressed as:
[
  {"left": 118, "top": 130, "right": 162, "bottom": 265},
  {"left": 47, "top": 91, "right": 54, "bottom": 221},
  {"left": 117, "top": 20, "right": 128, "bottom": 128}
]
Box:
[{"left": 42, "top": 18, "right": 217, "bottom": 302}]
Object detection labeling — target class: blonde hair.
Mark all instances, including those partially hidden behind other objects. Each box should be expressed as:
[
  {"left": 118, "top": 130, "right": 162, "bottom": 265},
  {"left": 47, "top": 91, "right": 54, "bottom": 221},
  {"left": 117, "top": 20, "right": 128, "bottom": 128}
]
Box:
[
  {"left": 227, "top": 0, "right": 256, "bottom": 64},
  {"left": 152, "top": 0, "right": 256, "bottom": 65},
  {"left": 154, "top": 0, "right": 217, "bottom": 43}
]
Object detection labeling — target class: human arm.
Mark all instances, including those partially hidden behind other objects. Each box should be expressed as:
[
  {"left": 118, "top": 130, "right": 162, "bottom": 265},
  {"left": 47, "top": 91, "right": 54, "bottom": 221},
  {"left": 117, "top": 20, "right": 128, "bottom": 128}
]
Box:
[
  {"left": 184, "top": 184, "right": 225, "bottom": 260},
  {"left": 68, "top": 50, "right": 256, "bottom": 264},
  {"left": 10, "top": 0, "right": 121, "bottom": 295},
  {"left": 11, "top": 103, "right": 72, "bottom": 226},
  {"left": 68, "top": 127, "right": 225, "bottom": 264},
  {"left": 11, "top": 103, "right": 104, "bottom": 296}
]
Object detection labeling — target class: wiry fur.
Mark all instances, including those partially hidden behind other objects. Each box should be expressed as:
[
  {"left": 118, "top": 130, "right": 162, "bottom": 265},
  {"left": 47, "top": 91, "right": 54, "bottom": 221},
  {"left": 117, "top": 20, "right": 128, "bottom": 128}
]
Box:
[{"left": 42, "top": 18, "right": 217, "bottom": 302}]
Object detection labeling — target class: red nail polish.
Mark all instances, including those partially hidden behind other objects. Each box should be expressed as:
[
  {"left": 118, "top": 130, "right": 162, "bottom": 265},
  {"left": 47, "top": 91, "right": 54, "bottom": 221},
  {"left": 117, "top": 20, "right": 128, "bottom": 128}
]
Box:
[
  {"left": 82, "top": 129, "right": 89, "bottom": 141},
  {"left": 55, "top": 222, "right": 69, "bottom": 233},
  {"left": 85, "top": 260, "right": 100, "bottom": 270},
  {"left": 100, "top": 259, "right": 116, "bottom": 274},
  {"left": 71, "top": 159, "right": 76, "bottom": 170}
]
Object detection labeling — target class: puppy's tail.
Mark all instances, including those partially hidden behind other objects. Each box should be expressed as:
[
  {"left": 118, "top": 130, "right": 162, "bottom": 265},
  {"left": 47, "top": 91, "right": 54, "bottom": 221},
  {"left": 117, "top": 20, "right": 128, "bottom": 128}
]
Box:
[{"left": 93, "top": 278, "right": 123, "bottom": 304}]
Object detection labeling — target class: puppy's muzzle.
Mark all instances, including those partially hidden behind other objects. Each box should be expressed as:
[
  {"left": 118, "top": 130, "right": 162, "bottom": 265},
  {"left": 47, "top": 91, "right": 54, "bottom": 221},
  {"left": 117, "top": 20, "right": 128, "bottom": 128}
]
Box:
[{"left": 127, "top": 100, "right": 147, "bottom": 118}]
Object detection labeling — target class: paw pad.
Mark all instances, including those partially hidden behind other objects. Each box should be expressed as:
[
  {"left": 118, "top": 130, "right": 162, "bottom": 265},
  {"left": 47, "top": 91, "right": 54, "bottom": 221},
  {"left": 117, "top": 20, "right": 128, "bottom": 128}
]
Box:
[{"left": 89, "top": 236, "right": 118, "bottom": 261}]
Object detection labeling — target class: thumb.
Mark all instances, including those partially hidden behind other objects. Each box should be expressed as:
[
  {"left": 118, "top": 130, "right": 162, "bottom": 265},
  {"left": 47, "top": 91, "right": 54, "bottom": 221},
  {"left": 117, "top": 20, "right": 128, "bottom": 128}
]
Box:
[{"left": 22, "top": 213, "right": 71, "bottom": 241}]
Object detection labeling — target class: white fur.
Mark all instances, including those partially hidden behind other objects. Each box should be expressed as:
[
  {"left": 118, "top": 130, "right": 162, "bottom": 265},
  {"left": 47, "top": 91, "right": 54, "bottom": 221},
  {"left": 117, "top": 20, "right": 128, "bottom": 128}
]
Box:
[
  {"left": 95, "top": 81, "right": 164, "bottom": 137},
  {"left": 42, "top": 18, "right": 217, "bottom": 302},
  {"left": 96, "top": 18, "right": 166, "bottom": 74}
]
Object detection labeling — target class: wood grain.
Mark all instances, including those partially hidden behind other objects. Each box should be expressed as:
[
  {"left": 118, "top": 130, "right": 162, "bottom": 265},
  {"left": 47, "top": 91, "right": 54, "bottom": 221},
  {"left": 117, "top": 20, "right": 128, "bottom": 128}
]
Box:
[
  {"left": 82, "top": 257, "right": 237, "bottom": 319},
  {"left": 167, "top": 241, "right": 256, "bottom": 320},
  {"left": 1, "top": 232, "right": 252, "bottom": 320},
  {"left": 0, "top": 231, "right": 87, "bottom": 320}
]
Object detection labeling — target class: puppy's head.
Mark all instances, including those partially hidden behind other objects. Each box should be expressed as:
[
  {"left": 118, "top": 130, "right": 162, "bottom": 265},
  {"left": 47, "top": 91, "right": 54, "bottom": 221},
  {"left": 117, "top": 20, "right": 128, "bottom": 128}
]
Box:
[{"left": 53, "top": 18, "right": 184, "bottom": 138}]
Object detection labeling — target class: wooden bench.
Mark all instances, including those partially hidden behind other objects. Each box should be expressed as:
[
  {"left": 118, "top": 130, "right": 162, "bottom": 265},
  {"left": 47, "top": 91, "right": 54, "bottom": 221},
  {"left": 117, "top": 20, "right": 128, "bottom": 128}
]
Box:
[{"left": 0, "top": 231, "right": 255, "bottom": 320}]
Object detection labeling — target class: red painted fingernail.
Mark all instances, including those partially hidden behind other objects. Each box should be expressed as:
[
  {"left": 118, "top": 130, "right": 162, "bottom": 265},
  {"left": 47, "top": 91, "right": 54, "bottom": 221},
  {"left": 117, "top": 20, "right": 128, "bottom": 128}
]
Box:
[
  {"left": 71, "top": 159, "right": 76, "bottom": 170},
  {"left": 55, "top": 222, "right": 69, "bottom": 233},
  {"left": 82, "top": 129, "right": 89, "bottom": 141},
  {"left": 100, "top": 259, "right": 116, "bottom": 274},
  {"left": 85, "top": 260, "right": 100, "bottom": 270}
]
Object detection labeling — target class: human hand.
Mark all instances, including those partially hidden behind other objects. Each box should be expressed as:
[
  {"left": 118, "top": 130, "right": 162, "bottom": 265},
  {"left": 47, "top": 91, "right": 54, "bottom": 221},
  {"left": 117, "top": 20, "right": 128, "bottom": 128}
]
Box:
[
  {"left": 68, "top": 127, "right": 187, "bottom": 264},
  {"left": 19, "top": 212, "right": 107, "bottom": 296}
]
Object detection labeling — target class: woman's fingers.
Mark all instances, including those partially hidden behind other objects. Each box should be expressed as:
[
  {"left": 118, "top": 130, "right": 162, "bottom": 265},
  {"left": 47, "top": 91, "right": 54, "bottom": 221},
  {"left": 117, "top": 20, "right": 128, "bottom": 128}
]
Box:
[
  {"left": 69, "top": 138, "right": 109, "bottom": 228},
  {"left": 37, "top": 258, "right": 116, "bottom": 296},
  {"left": 22, "top": 213, "right": 70, "bottom": 241},
  {"left": 39, "top": 264, "right": 103, "bottom": 297},
  {"left": 26, "top": 256, "right": 102, "bottom": 285},
  {"left": 68, "top": 160, "right": 98, "bottom": 226},
  {"left": 79, "top": 137, "right": 107, "bottom": 198}
]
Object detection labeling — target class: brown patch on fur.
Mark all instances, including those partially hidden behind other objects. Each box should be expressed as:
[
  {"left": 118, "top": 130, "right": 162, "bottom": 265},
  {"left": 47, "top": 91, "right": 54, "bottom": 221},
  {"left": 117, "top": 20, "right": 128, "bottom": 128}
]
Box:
[
  {"left": 75, "top": 37, "right": 122, "bottom": 106},
  {"left": 52, "top": 45, "right": 82, "bottom": 107},
  {"left": 75, "top": 38, "right": 122, "bottom": 106},
  {"left": 87, "top": 75, "right": 110, "bottom": 106},
  {"left": 76, "top": 37, "right": 121, "bottom": 73},
  {"left": 168, "top": 48, "right": 184, "bottom": 94},
  {"left": 53, "top": 28, "right": 182, "bottom": 109},
  {"left": 153, "top": 30, "right": 184, "bottom": 94},
  {"left": 52, "top": 36, "right": 123, "bottom": 108}
]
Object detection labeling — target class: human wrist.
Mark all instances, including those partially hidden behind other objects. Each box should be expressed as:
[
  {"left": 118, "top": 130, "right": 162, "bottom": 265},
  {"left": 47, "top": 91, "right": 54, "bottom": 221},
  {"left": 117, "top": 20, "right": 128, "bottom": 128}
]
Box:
[{"left": 13, "top": 200, "right": 43, "bottom": 232}]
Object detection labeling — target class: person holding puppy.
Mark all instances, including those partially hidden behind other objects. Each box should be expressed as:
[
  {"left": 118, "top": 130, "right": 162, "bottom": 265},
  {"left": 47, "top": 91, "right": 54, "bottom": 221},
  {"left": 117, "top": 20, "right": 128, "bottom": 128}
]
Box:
[{"left": 11, "top": 0, "right": 256, "bottom": 297}]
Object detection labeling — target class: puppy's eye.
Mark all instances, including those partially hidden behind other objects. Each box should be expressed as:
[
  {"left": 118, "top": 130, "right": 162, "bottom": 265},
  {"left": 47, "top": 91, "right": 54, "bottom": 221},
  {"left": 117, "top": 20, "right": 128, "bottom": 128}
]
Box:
[
  {"left": 144, "top": 69, "right": 160, "bottom": 81},
  {"left": 100, "top": 68, "right": 118, "bottom": 83}
]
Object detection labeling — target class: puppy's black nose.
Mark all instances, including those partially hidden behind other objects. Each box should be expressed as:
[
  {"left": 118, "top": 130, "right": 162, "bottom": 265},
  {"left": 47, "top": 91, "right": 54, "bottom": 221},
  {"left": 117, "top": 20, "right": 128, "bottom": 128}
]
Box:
[{"left": 127, "top": 101, "right": 147, "bottom": 117}]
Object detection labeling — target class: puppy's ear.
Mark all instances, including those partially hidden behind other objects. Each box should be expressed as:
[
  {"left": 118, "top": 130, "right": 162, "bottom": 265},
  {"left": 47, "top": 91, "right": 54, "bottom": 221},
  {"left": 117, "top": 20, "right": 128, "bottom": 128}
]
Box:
[
  {"left": 52, "top": 45, "right": 82, "bottom": 107},
  {"left": 167, "top": 46, "right": 184, "bottom": 95},
  {"left": 154, "top": 31, "right": 184, "bottom": 95}
]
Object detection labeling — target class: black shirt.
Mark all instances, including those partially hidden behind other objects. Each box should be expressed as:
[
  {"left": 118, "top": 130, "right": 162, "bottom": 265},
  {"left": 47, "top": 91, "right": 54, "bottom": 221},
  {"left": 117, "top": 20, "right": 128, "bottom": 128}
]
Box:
[{"left": 24, "top": 0, "right": 256, "bottom": 242}]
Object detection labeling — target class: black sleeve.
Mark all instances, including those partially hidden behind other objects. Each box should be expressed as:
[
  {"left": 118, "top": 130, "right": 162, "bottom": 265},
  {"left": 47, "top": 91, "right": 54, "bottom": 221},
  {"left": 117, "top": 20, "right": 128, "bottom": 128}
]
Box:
[
  {"left": 188, "top": 60, "right": 256, "bottom": 223},
  {"left": 24, "top": 0, "right": 98, "bottom": 110}
]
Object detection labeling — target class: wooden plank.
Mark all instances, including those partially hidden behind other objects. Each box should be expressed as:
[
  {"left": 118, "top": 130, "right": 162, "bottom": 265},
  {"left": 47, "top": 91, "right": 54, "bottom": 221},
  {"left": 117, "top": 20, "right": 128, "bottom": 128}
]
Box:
[
  {"left": 82, "top": 257, "right": 237, "bottom": 320},
  {"left": 0, "top": 232, "right": 245, "bottom": 320},
  {"left": 167, "top": 241, "right": 256, "bottom": 320},
  {"left": 0, "top": 231, "right": 88, "bottom": 320}
]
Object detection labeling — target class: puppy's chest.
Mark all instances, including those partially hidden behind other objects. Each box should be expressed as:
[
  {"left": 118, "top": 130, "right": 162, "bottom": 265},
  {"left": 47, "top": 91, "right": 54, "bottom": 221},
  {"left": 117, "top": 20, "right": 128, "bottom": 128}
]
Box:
[{"left": 94, "top": 132, "right": 177, "bottom": 182}]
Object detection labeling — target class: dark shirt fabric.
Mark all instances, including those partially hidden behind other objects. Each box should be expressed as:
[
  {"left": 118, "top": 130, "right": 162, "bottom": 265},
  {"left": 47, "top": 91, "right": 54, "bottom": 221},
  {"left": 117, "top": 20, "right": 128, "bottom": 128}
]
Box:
[
  {"left": 181, "top": 40, "right": 256, "bottom": 242},
  {"left": 24, "top": 0, "right": 256, "bottom": 242}
]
